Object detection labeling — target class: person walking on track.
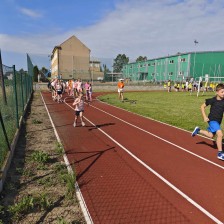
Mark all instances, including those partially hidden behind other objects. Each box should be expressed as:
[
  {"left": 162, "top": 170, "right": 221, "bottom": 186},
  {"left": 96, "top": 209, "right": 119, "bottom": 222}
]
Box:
[
  {"left": 117, "top": 79, "right": 124, "bottom": 101},
  {"left": 191, "top": 83, "right": 224, "bottom": 160},
  {"left": 72, "top": 93, "right": 85, "bottom": 127}
]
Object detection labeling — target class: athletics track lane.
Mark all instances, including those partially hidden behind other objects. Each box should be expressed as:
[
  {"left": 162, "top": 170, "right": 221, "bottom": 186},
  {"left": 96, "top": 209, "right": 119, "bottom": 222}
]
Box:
[{"left": 42, "top": 91, "right": 224, "bottom": 224}]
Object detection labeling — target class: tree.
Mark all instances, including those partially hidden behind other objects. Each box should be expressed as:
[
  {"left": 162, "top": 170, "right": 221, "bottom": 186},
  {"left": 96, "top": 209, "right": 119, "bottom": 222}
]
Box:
[
  {"left": 103, "top": 64, "right": 110, "bottom": 74},
  {"left": 40, "top": 67, "right": 48, "bottom": 75},
  {"left": 136, "top": 56, "right": 147, "bottom": 62},
  {"left": 33, "top": 65, "right": 39, "bottom": 82},
  {"left": 113, "top": 54, "right": 129, "bottom": 73},
  {"left": 102, "top": 64, "right": 111, "bottom": 81}
]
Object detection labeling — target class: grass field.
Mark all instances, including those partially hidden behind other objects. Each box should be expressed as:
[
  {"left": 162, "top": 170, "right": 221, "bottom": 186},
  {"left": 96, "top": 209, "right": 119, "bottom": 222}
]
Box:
[{"left": 98, "top": 91, "right": 219, "bottom": 132}]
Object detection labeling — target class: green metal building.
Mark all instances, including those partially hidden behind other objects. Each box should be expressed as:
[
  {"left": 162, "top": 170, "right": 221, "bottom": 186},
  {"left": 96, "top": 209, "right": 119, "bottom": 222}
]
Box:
[{"left": 122, "top": 51, "right": 224, "bottom": 82}]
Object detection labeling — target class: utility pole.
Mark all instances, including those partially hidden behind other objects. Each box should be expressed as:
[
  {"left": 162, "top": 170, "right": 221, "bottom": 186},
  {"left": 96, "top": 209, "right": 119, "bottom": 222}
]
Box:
[{"left": 193, "top": 39, "right": 199, "bottom": 78}]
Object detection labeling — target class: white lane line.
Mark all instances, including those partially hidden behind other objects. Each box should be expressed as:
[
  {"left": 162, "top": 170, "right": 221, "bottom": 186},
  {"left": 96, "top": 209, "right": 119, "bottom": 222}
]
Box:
[
  {"left": 64, "top": 100, "right": 223, "bottom": 224},
  {"left": 88, "top": 103, "right": 224, "bottom": 170},
  {"left": 41, "top": 93, "right": 93, "bottom": 224},
  {"left": 96, "top": 98, "right": 214, "bottom": 141}
]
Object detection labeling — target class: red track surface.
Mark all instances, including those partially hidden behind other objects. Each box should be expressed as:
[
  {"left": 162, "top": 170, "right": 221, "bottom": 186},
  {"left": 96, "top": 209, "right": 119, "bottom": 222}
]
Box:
[{"left": 42, "top": 91, "right": 224, "bottom": 224}]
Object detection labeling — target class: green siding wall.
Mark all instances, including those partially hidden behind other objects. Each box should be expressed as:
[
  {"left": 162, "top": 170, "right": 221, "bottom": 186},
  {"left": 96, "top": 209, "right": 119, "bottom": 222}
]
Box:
[{"left": 122, "top": 52, "right": 224, "bottom": 82}]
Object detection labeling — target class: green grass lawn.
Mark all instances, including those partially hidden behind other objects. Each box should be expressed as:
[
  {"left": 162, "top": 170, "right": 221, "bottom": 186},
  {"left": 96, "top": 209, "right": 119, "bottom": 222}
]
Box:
[{"left": 98, "top": 91, "right": 219, "bottom": 132}]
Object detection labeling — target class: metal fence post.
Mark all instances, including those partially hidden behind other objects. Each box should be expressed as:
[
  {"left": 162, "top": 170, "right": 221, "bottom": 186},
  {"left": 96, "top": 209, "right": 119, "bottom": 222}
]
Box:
[
  {"left": 13, "top": 65, "right": 19, "bottom": 128},
  {"left": 20, "top": 72, "right": 24, "bottom": 110},
  {"left": 0, "top": 110, "right": 10, "bottom": 151},
  {"left": 0, "top": 49, "right": 7, "bottom": 105}
]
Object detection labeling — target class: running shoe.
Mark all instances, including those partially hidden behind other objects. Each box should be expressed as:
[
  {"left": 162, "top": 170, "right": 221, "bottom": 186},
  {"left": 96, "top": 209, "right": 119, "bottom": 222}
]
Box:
[
  {"left": 191, "top": 126, "right": 200, "bottom": 137},
  {"left": 217, "top": 151, "right": 224, "bottom": 161},
  {"left": 81, "top": 122, "right": 85, "bottom": 127},
  {"left": 73, "top": 122, "right": 76, "bottom": 127}
]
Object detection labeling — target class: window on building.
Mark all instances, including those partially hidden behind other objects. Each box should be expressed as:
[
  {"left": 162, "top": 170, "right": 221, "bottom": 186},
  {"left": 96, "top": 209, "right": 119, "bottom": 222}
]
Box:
[
  {"left": 152, "top": 73, "right": 155, "bottom": 76},
  {"left": 152, "top": 62, "right": 155, "bottom": 66},
  {"left": 180, "top": 58, "right": 186, "bottom": 62},
  {"left": 169, "top": 72, "right": 173, "bottom": 76},
  {"left": 148, "top": 63, "right": 151, "bottom": 66},
  {"left": 179, "top": 71, "right": 184, "bottom": 75},
  {"left": 169, "top": 60, "right": 174, "bottom": 64}
]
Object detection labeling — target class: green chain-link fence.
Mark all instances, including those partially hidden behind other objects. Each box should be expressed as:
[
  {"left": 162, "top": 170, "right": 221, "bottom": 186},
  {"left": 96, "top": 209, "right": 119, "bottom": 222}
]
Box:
[{"left": 0, "top": 54, "right": 33, "bottom": 168}]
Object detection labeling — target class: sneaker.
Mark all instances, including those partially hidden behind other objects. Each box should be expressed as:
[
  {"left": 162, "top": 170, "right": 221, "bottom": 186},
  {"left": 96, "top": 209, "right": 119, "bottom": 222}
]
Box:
[
  {"left": 217, "top": 151, "right": 224, "bottom": 161},
  {"left": 191, "top": 126, "right": 200, "bottom": 137},
  {"left": 81, "top": 122, "right": 85, "bottom": 127},
  {"left": 73, "top": 122, "right": 76, "bottom": 127}
]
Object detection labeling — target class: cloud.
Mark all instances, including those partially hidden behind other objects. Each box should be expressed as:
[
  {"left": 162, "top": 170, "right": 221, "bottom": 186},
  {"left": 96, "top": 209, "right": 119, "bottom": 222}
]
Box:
[
  {"left": 19, "top": 7, "right": 43, "bottom": 18},
  {"left": 1, "top": 0, "right": 224, "bottom": 68},
  {"left": 75, "top": 0, "right": 224, "bottom": 59}
]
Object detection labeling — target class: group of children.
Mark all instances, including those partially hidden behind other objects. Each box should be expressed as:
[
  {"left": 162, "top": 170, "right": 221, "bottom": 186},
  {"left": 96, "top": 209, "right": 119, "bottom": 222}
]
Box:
[
  {"left": 165, "top": 80, "right": 217, "bottom": 93},
  {"left": 48, "top": 77, "right": 224, "bottom": 160},
  {"left": 49, "top": 77, "right": 93, "bottom": 127},
  {"left": 49, "top": 78, "right": 93, "bottom": 103}
]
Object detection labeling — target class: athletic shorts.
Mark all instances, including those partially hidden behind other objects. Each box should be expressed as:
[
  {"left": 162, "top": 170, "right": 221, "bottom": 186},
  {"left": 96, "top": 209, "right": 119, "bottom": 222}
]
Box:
[
  {"left": 118, "top": 88, "right": 123, "bottom": 93},
  {"left": 75, "top": 110, "right": 84, "bottom": 116},
  {"left": 57, "top": 90, "right": 62, "bottom": 95},
  {"left": 207, "top": 121, "right": 221, "bottom": 134}
]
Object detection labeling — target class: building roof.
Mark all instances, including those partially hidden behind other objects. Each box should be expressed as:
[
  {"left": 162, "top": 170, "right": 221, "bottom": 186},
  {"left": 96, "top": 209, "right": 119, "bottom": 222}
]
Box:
[
  {"left": 128, "top": 50, "right": 224, "bottom": 65},
  {"left": 51, "top": 35, "right": 90, "bottom": 57},
  {"left": 59, "top": 35, "right": 90, "bottom": 51}
]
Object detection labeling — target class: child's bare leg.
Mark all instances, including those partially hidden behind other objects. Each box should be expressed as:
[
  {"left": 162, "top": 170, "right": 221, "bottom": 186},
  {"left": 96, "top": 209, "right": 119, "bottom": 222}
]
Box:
[
  {"left": 199, "top": 130, "right": 214, "bottom": 138},
  {"left": 121, "top": 92, "right": 124, "bottom": 101},
  {"left": 216, "top": 130, "right": 223, "bottom": 151},
  {"left": 80, "top": 112, "right": 85, "bottom": 126},
  {"left": 73, "top": 115, "right": 78, "bottom": 127}
]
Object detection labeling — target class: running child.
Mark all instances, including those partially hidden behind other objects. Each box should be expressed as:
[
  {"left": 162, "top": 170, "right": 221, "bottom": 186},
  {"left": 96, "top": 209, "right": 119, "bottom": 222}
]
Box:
[
  {"left": 72, "top": 93, "right": 85, "bottom": 127},
  {"left": 192, "top": 83, "right": 224, "bottom": 160}
]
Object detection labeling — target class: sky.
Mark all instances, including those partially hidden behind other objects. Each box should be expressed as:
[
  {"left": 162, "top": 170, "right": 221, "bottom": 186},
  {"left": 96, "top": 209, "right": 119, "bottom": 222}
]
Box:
[{"left": 1, "top": 0, "right": 224, "bottom": 70}]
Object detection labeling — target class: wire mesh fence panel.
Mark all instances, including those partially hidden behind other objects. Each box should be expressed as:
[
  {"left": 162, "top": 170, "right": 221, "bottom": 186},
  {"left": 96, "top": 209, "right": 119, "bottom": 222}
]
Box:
[
  {"left": 0, "top": 61, "right": 33, "bottom": 168},
  {"left": 1, "top": 65, "right": 17, "bottom": 142},
  {"left": 0, "top": 111, "right": 10, "bottom": 166}
]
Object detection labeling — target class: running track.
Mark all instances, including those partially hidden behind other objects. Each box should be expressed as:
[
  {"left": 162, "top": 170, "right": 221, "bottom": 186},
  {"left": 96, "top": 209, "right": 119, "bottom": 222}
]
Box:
[{"left": 42, "top": 91, "right": 224, "bottom": 224}]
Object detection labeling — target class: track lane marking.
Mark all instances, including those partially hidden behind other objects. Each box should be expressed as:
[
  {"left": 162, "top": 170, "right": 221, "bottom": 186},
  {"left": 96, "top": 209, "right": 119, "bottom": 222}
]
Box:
[
  {"left": 64, "top": 100, "right": 223, "bottom": 224},
  {"left": 96, "top": 98, "right": 214, "bottom": 141},
  {"left": 87, "top": 102, "right": 224, "bottom": 170},
  {"left": 41, "top": 93, "right": 93, "bottom": 224}
]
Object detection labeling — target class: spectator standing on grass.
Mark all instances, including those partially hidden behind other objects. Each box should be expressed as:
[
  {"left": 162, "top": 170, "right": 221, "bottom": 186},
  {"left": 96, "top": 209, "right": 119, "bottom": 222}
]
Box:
[
  {"left": 117, "top": 79, "right": 124, "bottom": 101},
  {"left": 191, "top": 83, "right": 224, "bottom": 160},
  {"left": 72, "top": 93, "right": 85, "bottom": 127},
  {"left": 167, "top": 80, "right": 171, "bottom": 92},
  {"left": 188, "top": 82, "right": 192, "bottom": 93}
]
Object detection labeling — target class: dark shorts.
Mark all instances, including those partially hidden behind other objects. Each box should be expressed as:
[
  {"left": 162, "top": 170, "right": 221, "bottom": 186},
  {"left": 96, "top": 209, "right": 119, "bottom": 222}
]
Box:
[{"left": 75, "top": 110, "right": 84, "bottom": 116}]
